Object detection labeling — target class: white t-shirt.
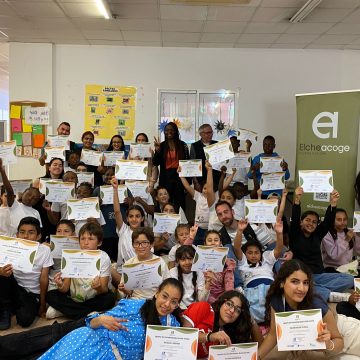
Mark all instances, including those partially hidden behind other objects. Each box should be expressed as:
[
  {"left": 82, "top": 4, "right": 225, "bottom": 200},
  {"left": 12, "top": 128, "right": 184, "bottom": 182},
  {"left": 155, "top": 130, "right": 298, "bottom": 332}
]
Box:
[
  {"left": 168, "top": 243, "right": 197, "bottom": 262},
  {"left": 238, "top": 250, "right": 276, "bottom": 287},
  {"left": 116, "top": 222, "right": 135, "bottom": 272},
  {"left": 0, "top": 207, "right": 16, "bottom": 236},
  {"left": 13, "top": 243, "right": 53, "bottom": 294},
  {"left": 167, "top": 266, "right": 206, "bottom": 309},
  {"left": 69, "top": 250, "right": 111, "bottom": 302},
  {"left": 9, "top": 200, "right": 43, "bottom": 230},
  {"left": 208, "top": 192, "right": 221, "bottom": 231},
  {"left": 120, "top": 254, "right": 169, "bottom": 300},
  {"left": 74, "top": 212, "right": 106, "bottom": 236},
  {"left": 193, "top": 191, "right": 210, "bottom": 229}
]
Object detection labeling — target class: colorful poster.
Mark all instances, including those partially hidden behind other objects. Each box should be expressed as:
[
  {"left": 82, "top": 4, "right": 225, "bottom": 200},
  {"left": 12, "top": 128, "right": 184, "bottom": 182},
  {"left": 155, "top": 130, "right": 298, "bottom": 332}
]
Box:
[
  {"left": 296, "top": 91, "right": 360, "bottom": 219},
  {"left": 85, "top": 84, "right": 136, "bottom": 141}
]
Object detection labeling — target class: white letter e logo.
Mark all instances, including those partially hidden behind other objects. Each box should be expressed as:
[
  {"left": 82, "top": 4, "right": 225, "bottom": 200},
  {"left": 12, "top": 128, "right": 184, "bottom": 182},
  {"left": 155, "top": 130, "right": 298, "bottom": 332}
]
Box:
[{"left": 312, "top": 112, "right": 338, "bottom": 139}]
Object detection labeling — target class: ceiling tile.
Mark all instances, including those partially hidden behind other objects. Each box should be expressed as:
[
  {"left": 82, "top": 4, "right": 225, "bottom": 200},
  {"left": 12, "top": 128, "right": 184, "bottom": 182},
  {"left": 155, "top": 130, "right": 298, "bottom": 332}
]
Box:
[
  {"left": 34, "top": 18, "right": 76, "bottom": 30},
  {"left": 327, "top": 23, "right": 360, "bottom": 34},
  {"left": 162, "top": 31, "right": 201, "bottom": 42},
  {"left": 203, "top": 21, "right": 246, "bottom": 33},
  {"left": 122, "top": 31, "right": 161, "bottom": 41},
  {"left": 89, "top": 40, "right": 125, "bottom": 45},
  {"left": 0, "top": 2, "right": 19, "bottom": 16},
  {"left": 7, "top": 2, "right": 64, "bottom": 17},
  {"left": 304, "top": 8, "right": 353, "bottom": 22},
  {"left": 111, "top": 0, "right": 157, "bottom": 3},
  {"left": 72, "top": 19, "right": 120, "bottom": 30},
  {"left": 163, "top": 42, "right": 198, "bottom": 47},
  {"left": 160, "top": 5, "right": 207, "bottom": 20},
  {"left": 161, "top": 19, "right": 204, "bottom": 32},
  {"left": 112, "top": 3, "right": 159, "bottom": 19},
  {"left": 53, "top": 39, "right": 90, "bottom": 45},
  {"left": 271, "top": 43, "right": 305, "bottom": 48},
  {"left": 201, "top": 32, "right": 239, "bottom": 43},
  {"left": 82, "top": 29, "right": 123, "bottom": 40},
  {"left": 341, "top": 9, "right": 360, "bottom": 23},
  {"left": 276, "top": 33, "right": 319, "bottom": 44},
  {"left": 260, "top": 0, "right": 306, "bottom": 7},
  {"left": 235, "top": 43, "right": 270, "bottom": 48},
  {"left": 117, "top": 19, "right": 160, "bottom": 31},
  {"left": 199, "top": 42, "right": 234, "bottom": 48},
  {"left": 61, "top": 3, "right": 103, "bottom": 18},
  {"left": 0, "top": 16, "right": 36, "bottom": 29},
  {"left": 125, "top": 41, "right": 161, "bottom": 46},
  {"left": 42, "top": 29, "right": 85, "bottom": 40},
  {"left": 306, "top": 44, "right": 345, "bottom": 49},
  {"left": 245, "top": 22, "right": 290, "bottom": 33},
  {"left": 318, "top": 0, "right": 360, "bottom": 8},
  {"left": 286, "top": 22, "right": 334, "bottom": 34},
  {"left": 207, "top": 6, "right": 256, "bottom": 21},
  {"left": 237, "top": 33, "right": 279, "bottom": 43},
  {"left": 5, "top": 28, "right": 47, "bottom": 38},
  {"left": 252, "top": 7, "right": 298, "bottom": 22},
  {"left": 312, "top": 34, "right": 359, "bottom": 44}
]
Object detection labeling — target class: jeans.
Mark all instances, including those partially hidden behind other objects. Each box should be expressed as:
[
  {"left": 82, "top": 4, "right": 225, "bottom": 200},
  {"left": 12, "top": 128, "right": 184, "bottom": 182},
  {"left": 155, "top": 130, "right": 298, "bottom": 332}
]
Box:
[{"left": 313, "top": 272, "right": 354, "bottom": 301}]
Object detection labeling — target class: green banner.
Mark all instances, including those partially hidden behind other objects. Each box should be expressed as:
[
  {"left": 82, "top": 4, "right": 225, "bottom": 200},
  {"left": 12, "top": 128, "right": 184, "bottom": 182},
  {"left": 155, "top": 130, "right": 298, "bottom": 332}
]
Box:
[{"left": 296, "top": 91, "right": 360, "bottom": 219}]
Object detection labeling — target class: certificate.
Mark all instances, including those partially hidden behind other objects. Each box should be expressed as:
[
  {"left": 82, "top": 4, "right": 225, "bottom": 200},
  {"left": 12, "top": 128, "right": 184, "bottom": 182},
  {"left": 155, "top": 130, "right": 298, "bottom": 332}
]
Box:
[
  {"left": 45, "top": 181, "right": 75, "bottom": 203},
  {"left": 115, "top": 159, "right": 148, "bottom": 180},
  {"left": 204, "top": 139, "right": 234, "bottom": 165},
  {"left": 76, "top": 172, "right": 94, "bottom": 186},
  {"left": 99, "top": 185, "right": 127, "bottom": 205},
  {"left": 353, "top": 211, "right": 360, "bottom": 232},
  {"left": 298, "top": 170, "right": 333, "bottom": 193},
  {"left": 39, "top": 178, "right": 52, "bottom": 195},
  {"left": 0, "top": 140, "right": 17, "bottom": 165},
  {"left": 10, "top": 179, "right": 32, "bottom": 197},
  {"left": 44, "top": 146, "right": 66, "bottom": 163},
  {"left": 354, "top": 278, "right": 360, "bottom": 292},
  {"left": 260, "top": 157, "right": 283, "bottom": 173},
  {"left": 245, "top": 199, "right": 278, "bottom": 223},
  {"left": 122, "top": 258, "right": 163, "bottom": 290},
  {"left": 102, "top": 151, "right": 124, "bottom": 167},
  {"left": 191, "top": 246, "right": 229, "bottom": 273},
  {"left": 209, "top": 342, "right": 258, "bottom": 360},
  {"left": 125, "top": 180, "right": 148, "bottom": 199},
  {"left": 237, "top": 128, "right": 258, "bottom": 143},
  {"left": 61, "top": 249, "right": 101, "bottom": 278},
  {"left": 0, "top": 236, "right": 39, "bottom": 272},
  {"left": 153, "top": 213, "right": 181, "bottom": 234},
  {"left": 144, "top": 326, "right": 198, "bottom": 360},
  {"left": 81, "top": 149, "right": 102, "bottom": 167},
  {"left": 130, "top": 143, "right": 152, "bottom": 159},
  {"left": 50, "top": 235, "right": 80, "bottom": 259},
  {"left": 47, "top": 135, "right": 70, "bottom": 150},
  {"left": 260, "top": 172, "right": 285, "bottom": 191},
  {"left": 275, "top": 309, "right": 326, "bottom": 351},
  {"left": 67, "top": 197, "right": 100, "bottom": 220},
  {"left": 179, "top": 159, "right": 202, "bottom": 177},
  {"left": 213, "top": 153, "right": 251, "bottom": 173}
]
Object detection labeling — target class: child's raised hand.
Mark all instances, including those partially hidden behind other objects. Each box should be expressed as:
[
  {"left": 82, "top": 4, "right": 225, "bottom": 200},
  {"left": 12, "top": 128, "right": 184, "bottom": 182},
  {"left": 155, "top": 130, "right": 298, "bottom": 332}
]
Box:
[
  {"left": 274, "top": 217, "right": 283, "bottom": 234},
  {"left": 110, "top": 176, "right": 118, "bottom": 188},
  {"left": 98, "top": 315, "right": 129, "bottom": 332},
  {"left": 205, "top": 160, "right": 212, "bottom": 171},
  {"left": 237, "top": 218, "right": 248, "bottom": 232},
  {"left": 316, "top": 323, "right": 331, "bottom": 343},
  {"left": 346, "top": 229, "right": 355, "bottom": 242},
  {"left": 42, "top": 200, "right": 51, "bottom": 212},
  {"left": 220, "top": 165, "right": 227, "bottom": 173},
  {"left": 282, "top": 188, "right": 289, "bottom": 197},
  {"left": 91, "top": 276, "right": 101, "bottom": 290},
  {"left": 189, "top": 224, "right": 199, "bottom": 240},
  {"left": 294, "top": 186, "right": 303, "bottom": 197},
  {"left": 231, "top": 168, "right": 237, "bottom": 175},
  {"left": 153, "top": 136, "right": 161, "bottom": 152},
  {"left": 330, "top": 189, "right": 340, "bottom": 205},
  {"left": 349, "top": 291, "right": 360, "bottom": 306},
  {"left": 280, "top": 160, "right": 288, "bottom": 171}
]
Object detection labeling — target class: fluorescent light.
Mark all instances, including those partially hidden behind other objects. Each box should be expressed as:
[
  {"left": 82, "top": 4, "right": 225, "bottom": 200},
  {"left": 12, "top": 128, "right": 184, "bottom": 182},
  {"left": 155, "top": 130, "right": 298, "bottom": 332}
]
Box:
[
  {"left": 0, "top": 30, "right": 8, "bottom": 38},
  {"left": 95, "top": 0, "right": 111, "bottom": 20},
  {"left": 289, "top": 0, "right": 322, "bottom": 23}
]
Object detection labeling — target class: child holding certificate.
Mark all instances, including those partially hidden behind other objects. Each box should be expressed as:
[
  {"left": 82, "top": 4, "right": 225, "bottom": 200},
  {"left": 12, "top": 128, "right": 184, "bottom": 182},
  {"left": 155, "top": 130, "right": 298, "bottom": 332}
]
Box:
[
  {"left": 203, "top": 230, "right": 236, "bottom": 304},
  {"left": 167, "top": 245, "right": 212, "bottom": 310},
  {"left": 0, "top": 217, "right": 53, "bottom": 329},
  {"left": 46, "top": 222, "right": 115, "bottom": 320},
  {"left": 290, "top": 187, "right": 354, "bottom": 303},
  {"left": 118, "top": 227, "right": 169, "bottom": 299},
  {"left": 233, "top": 217, "right": 283, "bottom": 323},
  {"left": 258, "top": 260, "right": 344, "bottom": 359}
]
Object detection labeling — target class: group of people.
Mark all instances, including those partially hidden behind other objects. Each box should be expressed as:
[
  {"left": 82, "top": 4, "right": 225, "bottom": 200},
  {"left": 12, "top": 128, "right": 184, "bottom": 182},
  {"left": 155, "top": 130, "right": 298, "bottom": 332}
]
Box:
[{"left": 0, "top": 120, "right": 359, "bottom": 359}]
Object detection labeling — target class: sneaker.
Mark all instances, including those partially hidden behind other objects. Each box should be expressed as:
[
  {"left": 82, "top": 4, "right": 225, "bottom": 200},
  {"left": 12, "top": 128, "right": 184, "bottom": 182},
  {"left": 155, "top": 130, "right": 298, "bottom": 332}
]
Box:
[
  {"left": 329, "top": 292, "right": 351, "bottom": 303},
  {"left": 46, "top": 306, "right": 64, "bottom": 319},
  {"left": 0, "top": 310, "right": 11, "bottom": 330}
]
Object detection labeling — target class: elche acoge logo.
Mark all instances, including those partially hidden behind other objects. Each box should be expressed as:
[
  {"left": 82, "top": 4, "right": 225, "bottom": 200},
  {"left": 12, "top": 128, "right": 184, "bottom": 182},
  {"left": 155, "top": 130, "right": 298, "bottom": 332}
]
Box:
[{"left": 299, "top": 111, "right": 350, "bottom": 154}]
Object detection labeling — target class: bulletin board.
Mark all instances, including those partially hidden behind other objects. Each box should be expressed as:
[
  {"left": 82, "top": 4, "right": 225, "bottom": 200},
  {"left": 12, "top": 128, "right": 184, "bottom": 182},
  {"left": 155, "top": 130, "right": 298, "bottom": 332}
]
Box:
[{"left": 9, "top": 101, "right": 47, "bottom": 159}]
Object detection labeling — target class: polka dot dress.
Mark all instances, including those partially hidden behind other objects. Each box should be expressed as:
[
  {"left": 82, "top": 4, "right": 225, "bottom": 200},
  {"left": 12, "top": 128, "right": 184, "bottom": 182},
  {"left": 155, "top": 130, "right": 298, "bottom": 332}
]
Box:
[{"left": 39, "top": 299, "right": 180, "bottom": 360}]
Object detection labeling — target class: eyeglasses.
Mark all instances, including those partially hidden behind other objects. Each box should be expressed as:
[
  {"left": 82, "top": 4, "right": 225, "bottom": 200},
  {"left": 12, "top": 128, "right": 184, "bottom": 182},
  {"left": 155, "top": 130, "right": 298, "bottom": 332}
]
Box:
[
  {"left": 133, "top": 241, "right": 150, "bottom": 248},
  {"left": 159, "top": 292, "right": 179, "bottom": 308},
  {"left": 224, "top": 300, "right": 242, "bottom": 314}
]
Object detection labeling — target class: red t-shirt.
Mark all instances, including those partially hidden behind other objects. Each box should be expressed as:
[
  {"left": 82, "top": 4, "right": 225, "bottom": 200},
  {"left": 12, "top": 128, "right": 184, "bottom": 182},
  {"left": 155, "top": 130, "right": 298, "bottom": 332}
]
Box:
[{"left": 182, "top": 302, "right": 215, "bottom": 358}]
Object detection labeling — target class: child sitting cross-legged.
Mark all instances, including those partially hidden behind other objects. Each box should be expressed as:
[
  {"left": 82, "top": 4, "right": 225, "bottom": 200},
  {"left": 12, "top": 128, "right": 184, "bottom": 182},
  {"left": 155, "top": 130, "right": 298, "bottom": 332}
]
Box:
[
  {"left": 0, "top": 217, "right": 53, "bottom": 330},
  {"left": 46, "top": 222, "right": 115, "bottom": 320}
]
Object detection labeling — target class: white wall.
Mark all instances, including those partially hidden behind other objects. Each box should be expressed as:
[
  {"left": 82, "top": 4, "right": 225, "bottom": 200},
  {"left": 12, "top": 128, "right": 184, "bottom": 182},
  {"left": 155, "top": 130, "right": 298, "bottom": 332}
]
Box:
[{"left": 9, "top": 42, "right": 360, "bottom": 180}]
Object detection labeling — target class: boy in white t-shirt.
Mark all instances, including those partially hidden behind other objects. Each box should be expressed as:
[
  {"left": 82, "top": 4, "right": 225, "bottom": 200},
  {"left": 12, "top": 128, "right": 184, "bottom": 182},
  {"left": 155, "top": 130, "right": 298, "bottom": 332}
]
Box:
[{"left": 0, "top": 217, "right": 53, "bottom": 329}]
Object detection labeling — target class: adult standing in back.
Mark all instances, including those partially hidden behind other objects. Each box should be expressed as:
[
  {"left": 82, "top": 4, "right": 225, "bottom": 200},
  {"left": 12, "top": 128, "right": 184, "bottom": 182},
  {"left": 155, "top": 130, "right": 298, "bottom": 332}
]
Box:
[{"left": 153, "top": 122, "right": 190, "bottom": 210}]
